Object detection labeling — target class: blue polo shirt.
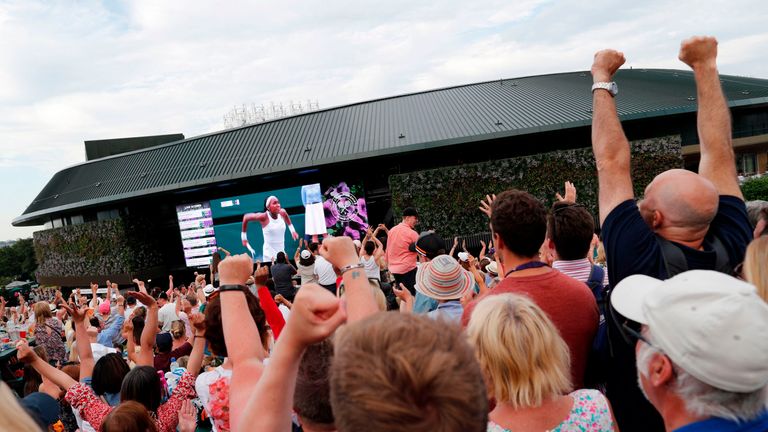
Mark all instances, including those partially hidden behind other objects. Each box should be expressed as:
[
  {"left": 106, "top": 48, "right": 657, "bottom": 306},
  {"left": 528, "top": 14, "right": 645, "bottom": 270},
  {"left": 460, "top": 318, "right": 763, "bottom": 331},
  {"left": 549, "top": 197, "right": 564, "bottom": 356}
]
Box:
[{"left": 674, "top": 411, "right": 768, "bottom": 432}]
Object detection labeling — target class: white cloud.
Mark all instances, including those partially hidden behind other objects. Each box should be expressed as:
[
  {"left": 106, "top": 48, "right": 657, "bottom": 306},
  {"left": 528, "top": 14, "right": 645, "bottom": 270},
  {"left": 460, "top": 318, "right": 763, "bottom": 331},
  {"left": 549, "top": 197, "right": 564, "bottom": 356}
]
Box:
[{"left": 0, "top": 0, "right": 766, "bottom": 239}]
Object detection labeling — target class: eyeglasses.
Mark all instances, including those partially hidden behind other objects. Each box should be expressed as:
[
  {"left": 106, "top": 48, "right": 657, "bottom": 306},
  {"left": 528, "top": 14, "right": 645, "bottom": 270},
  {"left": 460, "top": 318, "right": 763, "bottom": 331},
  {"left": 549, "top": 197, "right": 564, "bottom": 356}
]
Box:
[{"left": 621, "top": 322, "right": 663, "bottom": 353}]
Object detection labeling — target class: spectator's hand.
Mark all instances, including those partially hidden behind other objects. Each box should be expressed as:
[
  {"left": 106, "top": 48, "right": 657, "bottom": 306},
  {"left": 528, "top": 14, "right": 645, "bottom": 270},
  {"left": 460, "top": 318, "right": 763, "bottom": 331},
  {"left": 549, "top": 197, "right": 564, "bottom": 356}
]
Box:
[
  {"left": 479, "top": 194, "right": 496, "bottom": 218},
  {"left": 453, "top": 236, "right": 458, "bottom": 247},
  {"left": 679, "top": 36, "right": 717, "bottom": 71},
  {"left": 90, "top": 282, "right": 98, "bottom": 293},
  {"left": 285, "top": 284, "right": 346, "bottom": 347},
  {"left": 253, "top": 264, "right": 269, "bottom": 286},
  {"left": 127, "top": 291, "right": 156, "bottom": 308},
  {"left": 177, "top": 399, "right": 197, "bottom": 432},
  {"left": 392, "top": 283, "right": 414, "bottom": 313},
  {"left": 15, "top": 339, "right": 36, "bottom": 363},
  {"left": 61, "top": 302, "right": 89, "bottom": 323},
  {"left": 218, "top": 254, "right": 253, "bottom": 286},
  {"left": 190, "top": 313, "right": 205, "bottom": 337},
  {"left": 319, "top": 236, "right": 359, "bottom": 269},
  {"left": 591, "top": 49, "right": 625, "bottom": 82},
  {"left": 556, "top": 181, "right": 577, "bottom": 203}
]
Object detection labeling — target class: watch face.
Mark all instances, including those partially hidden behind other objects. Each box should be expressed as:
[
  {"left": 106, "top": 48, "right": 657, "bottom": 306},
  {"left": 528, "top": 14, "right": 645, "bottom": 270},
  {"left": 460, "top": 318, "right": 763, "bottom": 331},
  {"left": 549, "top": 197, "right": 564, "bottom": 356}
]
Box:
[{"left": 609, "top": 82, "right": 618, "bottom": 95}]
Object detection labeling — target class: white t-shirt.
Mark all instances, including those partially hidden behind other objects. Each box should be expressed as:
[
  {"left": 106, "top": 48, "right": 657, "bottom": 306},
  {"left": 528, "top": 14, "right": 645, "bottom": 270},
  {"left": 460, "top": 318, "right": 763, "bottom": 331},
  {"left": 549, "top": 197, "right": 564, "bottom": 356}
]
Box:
[
  {"left": 195, "top": 366, "right": 233, "bottom": 432},
  {"left": 278, "top": 304, "right": 291, "bottom": 322},
  {"left": 158, "top": 302, "right": 179, "bottom": 332},
  {"left": 313, "top": 255, "right": 336, "bottom": 285}
]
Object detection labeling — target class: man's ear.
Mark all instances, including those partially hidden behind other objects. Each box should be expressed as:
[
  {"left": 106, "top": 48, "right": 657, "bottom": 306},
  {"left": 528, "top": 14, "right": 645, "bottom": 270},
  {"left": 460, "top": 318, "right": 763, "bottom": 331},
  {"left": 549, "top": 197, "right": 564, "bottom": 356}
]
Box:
[
  {"left": 493, "top": 232, "right": 504, "bottom": 251},
  {"left": 652, "top": 210, "right": 664, "bottom": 230},
  {"left": 546, "top": 237, "right": 555, "bottom": 252},
  {"left": 649, "top": 352, "right": 675, "bottom": 387}
]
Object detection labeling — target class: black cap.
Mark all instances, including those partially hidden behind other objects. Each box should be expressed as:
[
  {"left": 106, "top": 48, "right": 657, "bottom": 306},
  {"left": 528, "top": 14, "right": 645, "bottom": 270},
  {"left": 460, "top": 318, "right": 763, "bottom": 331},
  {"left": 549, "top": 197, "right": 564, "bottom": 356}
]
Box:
[
  {"left": 402, "top": 207, "right": 418, "bottom": 218},
  {"left": 408, "top": 231, "right": 445, "bottom": 259}
]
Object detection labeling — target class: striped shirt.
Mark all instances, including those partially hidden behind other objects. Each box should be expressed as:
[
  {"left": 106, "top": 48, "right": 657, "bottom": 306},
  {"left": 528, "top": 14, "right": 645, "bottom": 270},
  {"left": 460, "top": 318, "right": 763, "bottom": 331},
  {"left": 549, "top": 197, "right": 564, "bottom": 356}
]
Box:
[{"left": 552, "top": 258, "right": 610, "bottom": 287}]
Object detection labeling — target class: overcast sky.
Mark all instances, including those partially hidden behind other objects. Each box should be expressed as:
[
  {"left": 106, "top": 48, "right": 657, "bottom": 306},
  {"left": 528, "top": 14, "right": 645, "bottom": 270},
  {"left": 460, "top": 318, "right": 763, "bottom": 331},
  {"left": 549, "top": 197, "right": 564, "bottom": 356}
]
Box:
[{"left": 1, "top": 0, "right": 767, "bottom": 241}]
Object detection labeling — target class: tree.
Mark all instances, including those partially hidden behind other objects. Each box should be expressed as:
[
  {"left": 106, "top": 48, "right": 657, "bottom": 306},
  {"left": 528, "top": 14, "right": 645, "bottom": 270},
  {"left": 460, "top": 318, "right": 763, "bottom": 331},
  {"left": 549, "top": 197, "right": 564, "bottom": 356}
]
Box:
[{"left": 0, "top": 238, "right": 37, "bottom": 283}]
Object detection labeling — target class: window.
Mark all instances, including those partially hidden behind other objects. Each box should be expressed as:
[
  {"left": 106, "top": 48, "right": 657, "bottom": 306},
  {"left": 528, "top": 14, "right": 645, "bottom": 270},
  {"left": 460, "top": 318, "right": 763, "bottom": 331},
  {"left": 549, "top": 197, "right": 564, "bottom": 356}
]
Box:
[
  {"left": 70, "top": 214, "right": 84, "bottom": 225},
  {"left": 97, "top": 209, "right": 120, "bottom": 221},
  {"left": 736, "top": 153, "right": 757, "bottom": 175}
]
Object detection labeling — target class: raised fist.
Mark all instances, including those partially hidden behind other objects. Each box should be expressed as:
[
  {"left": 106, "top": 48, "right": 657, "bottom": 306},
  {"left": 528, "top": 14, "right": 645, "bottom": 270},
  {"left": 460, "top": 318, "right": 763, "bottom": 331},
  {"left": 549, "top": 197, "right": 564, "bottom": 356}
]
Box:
[
  {"left": 218, "top": 254, "right": 253, "bottom": 286},
  {"left": 679, "top": 36, "right": 717, "bottom": 70},
  {"left": 591, "top": 49, "right": 625, "bottom": 82}
]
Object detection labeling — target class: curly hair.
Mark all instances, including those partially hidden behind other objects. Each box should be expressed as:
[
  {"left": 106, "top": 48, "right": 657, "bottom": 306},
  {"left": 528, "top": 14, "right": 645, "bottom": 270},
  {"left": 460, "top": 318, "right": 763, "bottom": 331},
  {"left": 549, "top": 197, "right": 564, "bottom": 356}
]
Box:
[{"left": 491, "top": 190, "right": 547, "bottom": 258}]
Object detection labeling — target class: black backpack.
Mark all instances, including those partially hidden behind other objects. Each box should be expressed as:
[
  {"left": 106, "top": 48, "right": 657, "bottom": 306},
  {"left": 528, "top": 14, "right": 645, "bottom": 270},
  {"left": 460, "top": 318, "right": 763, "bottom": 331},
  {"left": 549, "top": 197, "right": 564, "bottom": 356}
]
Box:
[{"left": 585, "top": 264, "right": 610, "bottom": 388}]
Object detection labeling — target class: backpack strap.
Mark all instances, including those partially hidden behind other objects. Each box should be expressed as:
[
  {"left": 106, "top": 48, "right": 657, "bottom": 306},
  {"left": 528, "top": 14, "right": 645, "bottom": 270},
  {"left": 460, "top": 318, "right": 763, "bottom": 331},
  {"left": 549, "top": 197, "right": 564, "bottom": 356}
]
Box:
[
  {"left": 586, "top": 265, "right": 605, "bottom": 293},
  {"left": 657, "top": 234, "right": 732, "bottom": 278},
  {"left": 656, "top": 235, "right": 689, "bottom": 278}
]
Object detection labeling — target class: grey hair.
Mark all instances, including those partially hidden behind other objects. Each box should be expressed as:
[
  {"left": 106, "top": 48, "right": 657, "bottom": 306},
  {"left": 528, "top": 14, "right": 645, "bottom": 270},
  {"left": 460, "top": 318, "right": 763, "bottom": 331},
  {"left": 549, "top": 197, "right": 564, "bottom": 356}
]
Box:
[{"left": 638, "top": 327, "right": 767, "bottom": 422}]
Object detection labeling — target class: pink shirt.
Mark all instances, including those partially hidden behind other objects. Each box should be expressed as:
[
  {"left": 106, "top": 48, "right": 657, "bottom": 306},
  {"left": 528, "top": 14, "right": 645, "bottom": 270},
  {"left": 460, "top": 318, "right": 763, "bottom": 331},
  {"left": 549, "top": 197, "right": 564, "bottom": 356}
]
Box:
[{"left": 385, "top": 222, "right": 419, "bottom": 274}]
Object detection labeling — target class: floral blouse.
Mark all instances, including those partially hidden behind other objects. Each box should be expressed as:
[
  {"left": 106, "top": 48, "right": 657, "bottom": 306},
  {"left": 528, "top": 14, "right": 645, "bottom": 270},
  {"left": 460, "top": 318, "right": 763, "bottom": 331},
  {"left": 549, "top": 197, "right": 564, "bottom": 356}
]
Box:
[
  {"left": 488, "top": 389, "right": 615, "bottom": 432},
  {"left": 65, "top": 371, "right": 196, "bottom": 432},
  {"left": 35, "top": 318, "right": 67, "bottom": 364}
]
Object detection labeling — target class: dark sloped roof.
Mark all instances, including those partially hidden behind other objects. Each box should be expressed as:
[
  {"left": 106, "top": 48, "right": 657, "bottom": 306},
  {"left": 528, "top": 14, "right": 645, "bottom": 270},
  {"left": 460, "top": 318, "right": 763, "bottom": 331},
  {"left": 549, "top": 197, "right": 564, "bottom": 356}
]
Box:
[{"left": 14, "top": 68, "right": 768, "bottom": 226}]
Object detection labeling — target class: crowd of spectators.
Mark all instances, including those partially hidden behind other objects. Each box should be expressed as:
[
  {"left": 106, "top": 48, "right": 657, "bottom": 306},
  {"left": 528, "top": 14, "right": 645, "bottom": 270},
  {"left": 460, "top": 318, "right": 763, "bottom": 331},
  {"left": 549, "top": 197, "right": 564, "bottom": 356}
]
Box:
[{"left": 1, "top": 36, "right": 767, "bottom": 432}]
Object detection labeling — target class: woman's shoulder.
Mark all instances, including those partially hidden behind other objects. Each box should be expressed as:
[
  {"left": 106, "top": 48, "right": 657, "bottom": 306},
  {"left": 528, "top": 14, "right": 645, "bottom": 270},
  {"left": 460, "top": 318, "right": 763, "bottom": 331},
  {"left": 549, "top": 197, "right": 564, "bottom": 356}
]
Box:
[{"left": 557, "top": 389, "right": 614, "bottom": 431}]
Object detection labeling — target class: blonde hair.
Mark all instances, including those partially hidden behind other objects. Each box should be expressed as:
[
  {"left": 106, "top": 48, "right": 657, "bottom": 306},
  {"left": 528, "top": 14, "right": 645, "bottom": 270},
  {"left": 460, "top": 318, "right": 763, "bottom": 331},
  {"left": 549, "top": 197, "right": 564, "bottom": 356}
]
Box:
[
  {"left": 369, "top": 282, "right": 387, "bottom": 312},
  {"left": 595, "top": 241, "right": 606, "bottom": 266},
  {"left": 0, "top": 382, "right": 44, "bottom": 431},
  {"left": 743, "top": 236, "right": 768, "bottom": 302},
  {"left": 170, "top": 320, "right": 186, "bottom": 340},
  {"left": 34, "top": 301, "right": 52, "bottom": 326},
  {"left": 466, "top": 293, "right": 572, "bottom": 408}
]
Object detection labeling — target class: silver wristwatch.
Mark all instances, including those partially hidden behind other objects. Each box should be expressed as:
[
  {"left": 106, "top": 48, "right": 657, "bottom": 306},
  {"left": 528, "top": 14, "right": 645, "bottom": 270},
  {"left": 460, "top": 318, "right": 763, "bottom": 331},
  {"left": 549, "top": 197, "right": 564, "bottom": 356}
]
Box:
[{"left": 592, "top": 81, "right": 618, "bottom": 97}]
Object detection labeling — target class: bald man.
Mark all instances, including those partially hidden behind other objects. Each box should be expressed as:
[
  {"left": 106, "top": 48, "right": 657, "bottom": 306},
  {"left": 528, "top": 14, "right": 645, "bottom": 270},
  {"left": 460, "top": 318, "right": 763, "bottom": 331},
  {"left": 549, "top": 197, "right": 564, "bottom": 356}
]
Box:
[{"left": 589, "top": 37, "right": 753, "bottom": 432}]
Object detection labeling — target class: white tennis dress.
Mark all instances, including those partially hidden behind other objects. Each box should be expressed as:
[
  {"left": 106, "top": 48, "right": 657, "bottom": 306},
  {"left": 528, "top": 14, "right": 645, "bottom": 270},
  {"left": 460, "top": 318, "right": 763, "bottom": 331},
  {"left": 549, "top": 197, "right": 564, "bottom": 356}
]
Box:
[{"left": 262, "top": 214, "right": 286, "bottom": 261}]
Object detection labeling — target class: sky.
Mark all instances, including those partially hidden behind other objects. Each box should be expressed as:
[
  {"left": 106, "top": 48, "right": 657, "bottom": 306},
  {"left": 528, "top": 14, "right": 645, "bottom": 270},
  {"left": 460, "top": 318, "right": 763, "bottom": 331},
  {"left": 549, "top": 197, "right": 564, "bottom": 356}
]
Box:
[{"left": 1, "top": 0, "right": 767, "bottom": 241}]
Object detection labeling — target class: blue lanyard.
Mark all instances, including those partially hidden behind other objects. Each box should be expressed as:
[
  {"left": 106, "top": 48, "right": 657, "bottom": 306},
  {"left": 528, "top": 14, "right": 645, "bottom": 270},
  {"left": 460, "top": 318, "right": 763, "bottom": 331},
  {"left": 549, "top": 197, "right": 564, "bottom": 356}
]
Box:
[{"left": 505, "top": 261, "right": 548, "bottom": 278}]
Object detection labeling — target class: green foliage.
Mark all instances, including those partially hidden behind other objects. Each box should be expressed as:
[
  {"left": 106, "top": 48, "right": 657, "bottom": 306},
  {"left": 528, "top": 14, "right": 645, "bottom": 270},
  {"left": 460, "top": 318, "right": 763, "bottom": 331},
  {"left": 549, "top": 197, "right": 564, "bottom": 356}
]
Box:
[
  {"left": 741, "top": 175, "right": 768, "bottom": 201},
  {"left": 33, "top": 216, "right": 163, "bottom": 279},
  {"left": 0, "top": 238, "right": 38, "bottom": 283},
  {"left": 390, "top": 135, "right": 683, "bottom": 236}
]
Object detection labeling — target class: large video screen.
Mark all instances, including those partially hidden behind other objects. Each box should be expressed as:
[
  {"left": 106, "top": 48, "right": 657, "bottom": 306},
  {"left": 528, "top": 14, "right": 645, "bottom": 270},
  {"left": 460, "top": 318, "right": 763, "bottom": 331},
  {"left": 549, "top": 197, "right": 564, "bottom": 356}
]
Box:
[
  {"left": 176, "top": 202, "right": 218, "bottom": 268},
  {"left": 208, "top": 181, "right": 368, "bottom": 263}
]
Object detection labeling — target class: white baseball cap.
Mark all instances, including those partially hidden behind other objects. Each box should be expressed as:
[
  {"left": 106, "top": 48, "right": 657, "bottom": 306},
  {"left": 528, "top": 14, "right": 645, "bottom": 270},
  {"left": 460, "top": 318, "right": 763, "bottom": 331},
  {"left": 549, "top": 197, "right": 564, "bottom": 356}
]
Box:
[
  {"left": 457, "top": 252, "right": 469, "bottom": 262},
  {"left": 203, "top": 284, "right": 217, "bottom": 297},
  {"left": 611, "top": 270, "right": 768, "bottom": 393},
  {"left": 300, "top": 250, "right": 311, "bottom": 260}
]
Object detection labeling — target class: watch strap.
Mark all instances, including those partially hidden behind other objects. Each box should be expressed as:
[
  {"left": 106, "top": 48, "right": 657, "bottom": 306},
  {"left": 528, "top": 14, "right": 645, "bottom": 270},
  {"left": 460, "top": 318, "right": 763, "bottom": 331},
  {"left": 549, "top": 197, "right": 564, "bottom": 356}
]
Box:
[
  {"left": 591, "top": 81, "right": 617, "bottom": 96},
  {"left": 217, "top": 284, "right": 246, "bottom": 293}
]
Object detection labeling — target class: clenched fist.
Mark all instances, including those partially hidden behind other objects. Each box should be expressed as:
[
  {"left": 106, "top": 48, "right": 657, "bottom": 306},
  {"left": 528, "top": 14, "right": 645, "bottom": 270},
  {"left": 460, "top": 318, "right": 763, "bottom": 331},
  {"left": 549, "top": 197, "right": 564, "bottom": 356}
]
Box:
[
  {"left": 679, "top": 36, "right": 717, "bottom": 71},
  {"left": 591, "top": 49, "right": 626, "bottom": 82}
]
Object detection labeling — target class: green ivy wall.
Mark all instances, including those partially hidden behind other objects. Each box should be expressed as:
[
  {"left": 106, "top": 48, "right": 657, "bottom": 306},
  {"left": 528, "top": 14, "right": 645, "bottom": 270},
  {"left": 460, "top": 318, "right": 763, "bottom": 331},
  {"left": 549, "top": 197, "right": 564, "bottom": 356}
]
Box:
[
  {"left": 390, "top": 135, "right": 683, "bottom": 236},
  {"left": 33, "top": 216, "right": 163, "bottom": 281}
]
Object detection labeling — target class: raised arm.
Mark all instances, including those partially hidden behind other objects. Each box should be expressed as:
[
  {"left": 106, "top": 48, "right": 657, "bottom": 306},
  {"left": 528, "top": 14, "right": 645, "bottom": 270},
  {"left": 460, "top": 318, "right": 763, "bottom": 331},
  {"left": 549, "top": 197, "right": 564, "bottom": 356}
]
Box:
[
  {"left": 218, "top": 254, "right": 269, "bottom": 429},
  {"left": 237, "top": 284, "right": 345, "bottom": 432},
  {"left": 61, "top": 302, "right": 95, "bottom": 380},
  {"left": 679, "top": 36, "right": 742, "bottom": 198},
  {"left": 89, "top": 283, "right": 99, "bottom": 309},
  {"left": 128, "top": 291, "right": 157, "bottom": 367},
  {"left": 280, "top": 209, "right": 299, "bottom": 241},
  {"left": 254, "top": 264, "right": 286, "bottom": 340},
  {"left": 242, "top": 213, "right": 267, "bottom": 256},
  {"left": 17, "top": 339, "right": 78, "bottom": 390},
  {"left": 320, "top": 236, "right": 379, "bottom": 322},
  {"left": 591, "top": 49, "right": 635, "bottom": 225}
]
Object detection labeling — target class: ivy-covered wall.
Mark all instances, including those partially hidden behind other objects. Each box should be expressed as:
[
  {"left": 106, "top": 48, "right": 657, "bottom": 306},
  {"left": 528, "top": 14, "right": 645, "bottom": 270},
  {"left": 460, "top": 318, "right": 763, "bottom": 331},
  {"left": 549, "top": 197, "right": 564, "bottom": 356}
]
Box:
[
  {"left": 390, "top": 135, "right": 683, "bottom": 236},
  {"left": 34, "top": 216, "right": 163, "bottom": 280}
]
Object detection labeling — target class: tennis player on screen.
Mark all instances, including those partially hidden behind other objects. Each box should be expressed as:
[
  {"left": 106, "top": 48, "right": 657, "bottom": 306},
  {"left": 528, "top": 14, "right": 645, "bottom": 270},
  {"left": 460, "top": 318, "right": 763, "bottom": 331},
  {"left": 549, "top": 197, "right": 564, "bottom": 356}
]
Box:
[{"left": 241, "top": 195, "right": 299, "bottom": 261}]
